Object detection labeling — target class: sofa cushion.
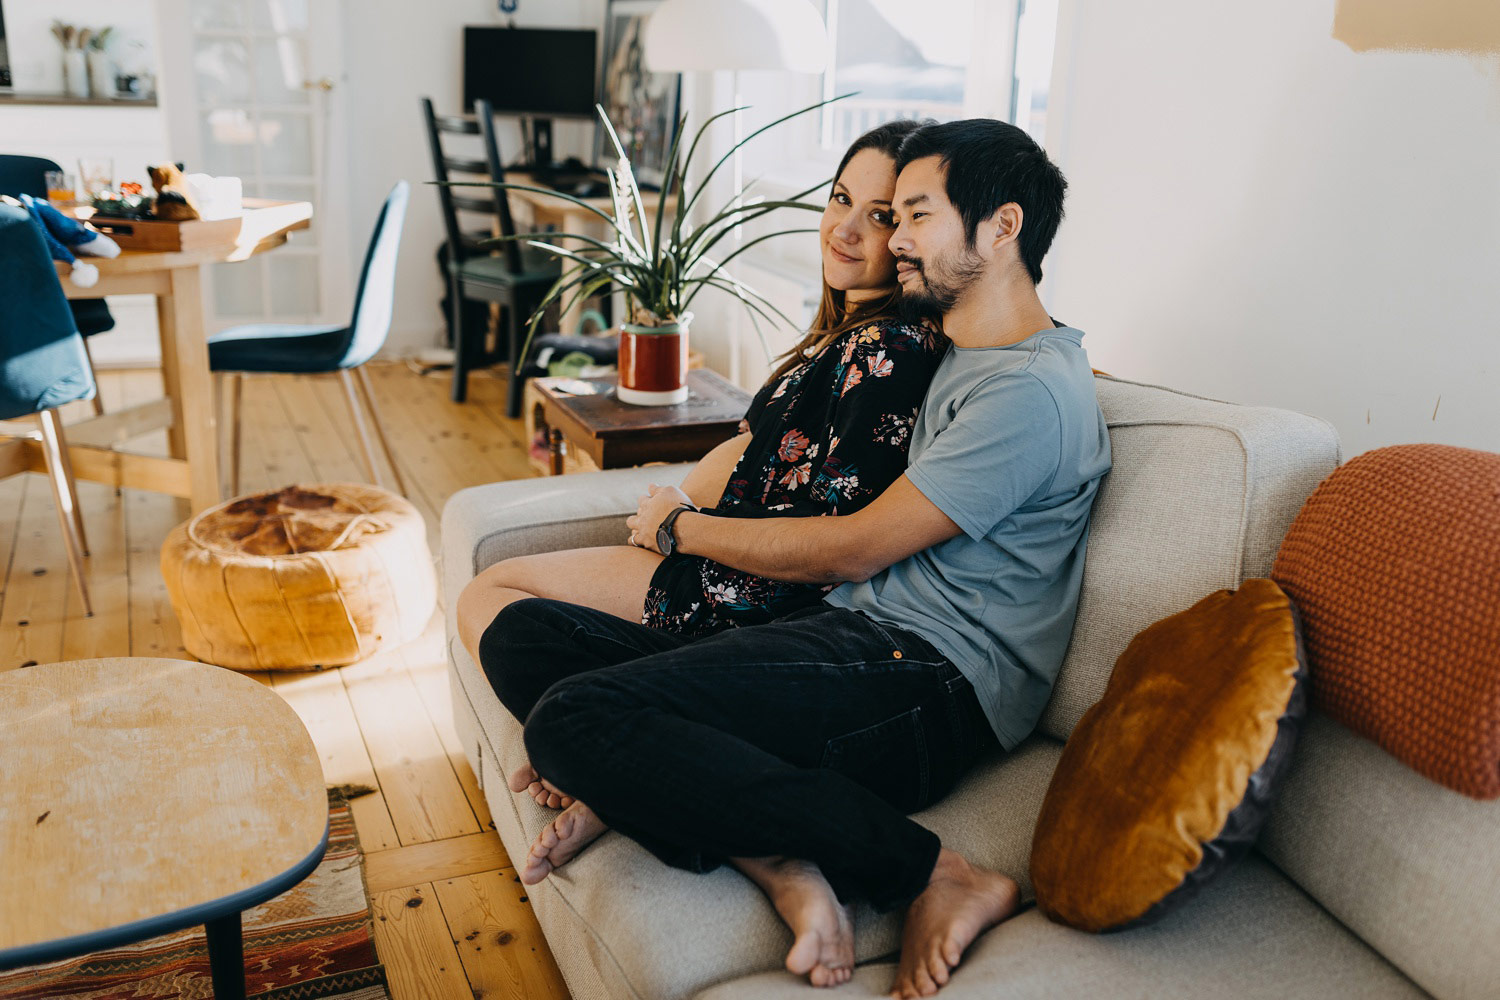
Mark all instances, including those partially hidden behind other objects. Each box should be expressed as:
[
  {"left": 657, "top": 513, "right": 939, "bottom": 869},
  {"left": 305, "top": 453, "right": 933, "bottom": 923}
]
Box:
[
  {"left": 447, "top": 636, "right": 1062, "bottom": 1000},
  {"left": 441, "top": 465, "right": 693, "bottom": 643},
  {"left": 1039, "top": 377, "right": 1339, "bottom": 742},
  {"left": 1271, "top": 444, "right": 1500, "bottom": 800},
  {"left": 1260, "top": 713, "right": 1500, "bottom": 1000},
  {"left": 1031, "top": 579, "right": 1309, "bottom": 932},
  {"left": 693, "top": 855, "right": 1425, "bottom": 1000}
]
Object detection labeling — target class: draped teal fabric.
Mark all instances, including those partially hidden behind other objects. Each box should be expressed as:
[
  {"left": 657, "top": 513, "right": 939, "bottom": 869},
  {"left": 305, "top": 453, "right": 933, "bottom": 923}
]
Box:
[{"left": 0, "top": 202, "right": 96, "bottom": 420}]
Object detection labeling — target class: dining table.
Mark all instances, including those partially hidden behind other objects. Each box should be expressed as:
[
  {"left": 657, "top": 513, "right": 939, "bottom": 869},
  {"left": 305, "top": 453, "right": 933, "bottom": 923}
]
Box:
[{"left": 0, "top": 199, "right": 312, "bottom": 514}]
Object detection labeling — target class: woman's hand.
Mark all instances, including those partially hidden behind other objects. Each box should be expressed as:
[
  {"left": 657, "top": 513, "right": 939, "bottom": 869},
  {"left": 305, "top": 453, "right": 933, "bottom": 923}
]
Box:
[{"left": 626, "top": 484, "right": 694, "bottom": 553}]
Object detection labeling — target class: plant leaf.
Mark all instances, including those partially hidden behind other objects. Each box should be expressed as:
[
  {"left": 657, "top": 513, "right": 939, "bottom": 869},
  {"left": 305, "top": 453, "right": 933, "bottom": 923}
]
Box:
[
  {"left": 682, "top": 228, "right": 819, "bottom": 300},
  {"left": 434, "top": 179, "right": 628, "bottom": 237},
  {"left": 679, "top": 94, "right": 853, "bottom": 225},
  {"left": 596, "top": 104, "right": 651, "bottom": 256},
  {"left": 653, "top": 111, "right": 690, "bottom": 270}
]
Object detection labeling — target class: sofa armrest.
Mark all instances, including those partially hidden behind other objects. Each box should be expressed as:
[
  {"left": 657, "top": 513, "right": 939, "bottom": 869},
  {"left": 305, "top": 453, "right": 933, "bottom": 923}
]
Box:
[{"left": 441, "top": 464, "right": 693, "bottom": 638}]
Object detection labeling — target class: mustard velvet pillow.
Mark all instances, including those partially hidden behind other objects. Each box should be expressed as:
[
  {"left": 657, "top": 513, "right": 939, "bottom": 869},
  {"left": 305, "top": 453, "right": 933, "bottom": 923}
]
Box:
[{"left": 1030, "top": 579, "right": 1308, "bottom": 933}]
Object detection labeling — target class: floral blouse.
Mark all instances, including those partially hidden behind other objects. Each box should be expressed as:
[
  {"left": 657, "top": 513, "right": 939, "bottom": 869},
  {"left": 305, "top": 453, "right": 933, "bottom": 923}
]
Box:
[{"left": 643, "top": 316, "right": 946, "bottom": 637}]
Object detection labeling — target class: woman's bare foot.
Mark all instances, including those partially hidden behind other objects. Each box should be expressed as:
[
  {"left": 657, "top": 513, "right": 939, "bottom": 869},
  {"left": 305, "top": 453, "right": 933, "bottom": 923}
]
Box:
[
  {"left": 521, "top": 801, "right": 609, "bottom": 884},
  {"left": 732, "top": 856, "right": 855, "bottom": 988},
  {"left": 890, "top": 848, "right": 1020, "bottom": 998},
  {"left": 508, "top": 762, "right": 575, "bottom": 809}
]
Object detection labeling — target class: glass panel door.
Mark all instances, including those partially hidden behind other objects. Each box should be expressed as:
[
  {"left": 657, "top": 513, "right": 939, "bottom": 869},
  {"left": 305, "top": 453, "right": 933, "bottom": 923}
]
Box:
[{"left": 159, "top": 0, "right": 350, "bottom": 333}]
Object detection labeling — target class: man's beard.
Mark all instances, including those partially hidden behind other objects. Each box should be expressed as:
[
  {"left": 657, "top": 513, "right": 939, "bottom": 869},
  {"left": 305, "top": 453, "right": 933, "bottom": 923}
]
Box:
[{"left": 895, "top": 244, "right": 985, "bottom": 324}]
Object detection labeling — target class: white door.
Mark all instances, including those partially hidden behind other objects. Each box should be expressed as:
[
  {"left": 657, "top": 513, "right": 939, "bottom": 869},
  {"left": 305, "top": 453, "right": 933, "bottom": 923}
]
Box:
[{"left": 157, "top": 0, "right": 351, "bottom": 334}]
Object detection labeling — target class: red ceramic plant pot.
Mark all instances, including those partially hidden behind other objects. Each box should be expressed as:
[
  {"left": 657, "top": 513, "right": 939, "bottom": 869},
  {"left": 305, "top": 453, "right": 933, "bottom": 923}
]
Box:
[{"left": 617, "top": 320, "right": 689, "bottom": 405}]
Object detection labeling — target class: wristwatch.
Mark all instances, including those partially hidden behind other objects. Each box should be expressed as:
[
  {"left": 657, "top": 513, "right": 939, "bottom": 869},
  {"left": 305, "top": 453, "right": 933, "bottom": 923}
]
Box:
[{"left": 656, "top": 503, "right": 697, "bottom": 557}]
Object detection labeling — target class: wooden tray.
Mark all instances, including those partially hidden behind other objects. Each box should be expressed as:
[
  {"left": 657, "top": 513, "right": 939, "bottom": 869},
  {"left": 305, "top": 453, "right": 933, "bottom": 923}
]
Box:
[
  {"left": 70, "top": 199, "right": 310, "bottom": 253},
  {"left": 81, "top": 213, "right": 243, "bottom": 252}
]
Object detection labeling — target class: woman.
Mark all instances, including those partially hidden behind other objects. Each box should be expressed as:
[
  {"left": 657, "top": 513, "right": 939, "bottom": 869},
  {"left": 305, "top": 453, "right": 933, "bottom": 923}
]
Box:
[{"left": 457, "top": 118, "right": 942, "bottom": 668}]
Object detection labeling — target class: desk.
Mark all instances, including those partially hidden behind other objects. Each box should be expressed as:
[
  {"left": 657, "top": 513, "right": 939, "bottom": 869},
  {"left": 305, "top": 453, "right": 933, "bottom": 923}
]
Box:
[
  {"left": 0, "top": 200, "right": 312, "bottom": 513},
  {"left": 0, "top": 658, "right": 328, "bottom": 1000},
  {"left": 532, "top": 369, "right": 751, "bottom": 475},
  {"left": 504, "top": 172, "right": 677, "bottom": 334}
]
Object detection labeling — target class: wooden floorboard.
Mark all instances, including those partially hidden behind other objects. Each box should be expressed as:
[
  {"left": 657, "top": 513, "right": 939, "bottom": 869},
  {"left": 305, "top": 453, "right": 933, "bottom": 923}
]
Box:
[
  {"left": 371, "top": 883, "right": 476, "bottom": 1000},
  {"left": 3, "top": 362, "right": 569, "bottom": 999},
  {"left": 364, "top": 830, "right": 512, "bottom": 894},
  {"left": 0, "top": 475, "right": 69, "bottom": 671},
  {"left": 434, "top": 870, "right": 571, "bottom": 1000}
]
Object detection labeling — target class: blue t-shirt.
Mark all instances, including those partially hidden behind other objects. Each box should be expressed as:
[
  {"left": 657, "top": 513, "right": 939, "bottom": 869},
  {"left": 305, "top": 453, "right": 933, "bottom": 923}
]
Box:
[{"left": 826, "top": 326, "right": 1112, "bottom": 750}]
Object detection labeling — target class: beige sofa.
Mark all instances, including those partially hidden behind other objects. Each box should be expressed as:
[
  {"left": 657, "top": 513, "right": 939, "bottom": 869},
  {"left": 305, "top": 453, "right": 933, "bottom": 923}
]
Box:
[{"left": 442, "top": 375, "right": 1500, "bottom": 1000}]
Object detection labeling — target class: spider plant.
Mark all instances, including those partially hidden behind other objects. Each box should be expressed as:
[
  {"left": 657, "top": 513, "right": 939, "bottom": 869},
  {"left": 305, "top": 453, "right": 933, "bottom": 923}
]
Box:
[{"left": 444, "top": 95, "right": 848, "bottom": 366}]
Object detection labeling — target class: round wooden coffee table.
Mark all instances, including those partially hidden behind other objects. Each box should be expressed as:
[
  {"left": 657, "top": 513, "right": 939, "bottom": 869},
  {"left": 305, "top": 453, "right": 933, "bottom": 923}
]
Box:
[{"left": 0, "top": 658, "right": 328, "bottom": 999}]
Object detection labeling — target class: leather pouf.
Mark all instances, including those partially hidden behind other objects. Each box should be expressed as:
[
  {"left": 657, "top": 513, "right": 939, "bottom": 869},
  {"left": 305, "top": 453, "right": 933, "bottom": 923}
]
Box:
[{"left": 161, "top": 484, "right": 436, "bottom": 670}]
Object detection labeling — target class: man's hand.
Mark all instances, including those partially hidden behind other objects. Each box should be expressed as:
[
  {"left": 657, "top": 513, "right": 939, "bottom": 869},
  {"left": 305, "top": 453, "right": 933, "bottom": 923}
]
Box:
[{"left": 626, "top": 484, "right": 694, "bottom": 553}]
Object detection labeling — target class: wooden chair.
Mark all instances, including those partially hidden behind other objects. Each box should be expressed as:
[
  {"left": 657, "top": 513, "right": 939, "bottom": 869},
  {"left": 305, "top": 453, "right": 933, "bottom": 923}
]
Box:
[
  {"left": 0, "top": 201, "right": 97, "bottom": 615},
  {"left": 421, "top": 97, "right": 559, "bottom": 414}
]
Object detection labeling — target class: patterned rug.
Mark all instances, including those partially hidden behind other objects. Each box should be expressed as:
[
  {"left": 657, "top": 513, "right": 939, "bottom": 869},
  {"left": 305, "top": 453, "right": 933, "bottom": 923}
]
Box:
[{"left": 0, "top": 789, "right": 390, "bottom": 999}]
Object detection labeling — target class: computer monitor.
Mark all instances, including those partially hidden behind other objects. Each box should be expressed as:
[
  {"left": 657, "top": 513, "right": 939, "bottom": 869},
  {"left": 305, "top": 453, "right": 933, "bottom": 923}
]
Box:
[{"left": 464, "top": 26, "right": 597, "bottom": 169}]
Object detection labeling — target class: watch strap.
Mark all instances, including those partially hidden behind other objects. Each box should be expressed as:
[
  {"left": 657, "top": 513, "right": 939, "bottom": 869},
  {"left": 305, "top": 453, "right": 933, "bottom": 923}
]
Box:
[{"left": 658, "top": 503, "right": 697, "bottom": 555}]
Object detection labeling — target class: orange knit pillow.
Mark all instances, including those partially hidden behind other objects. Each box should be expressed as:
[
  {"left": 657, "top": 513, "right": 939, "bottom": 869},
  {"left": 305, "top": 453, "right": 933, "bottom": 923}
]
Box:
[
  {"left": 1031, "top": 580, "right": 1308, "bottom": 932},
  {"left": 1271, "top": 444, "right": 1500, "bottom": 799}
]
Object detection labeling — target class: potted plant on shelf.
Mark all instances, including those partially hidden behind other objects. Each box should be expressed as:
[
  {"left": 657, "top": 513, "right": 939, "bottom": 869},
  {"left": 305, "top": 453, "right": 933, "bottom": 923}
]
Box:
[{"left": 457, "top": 99, "right": 837, "bottom": 405}]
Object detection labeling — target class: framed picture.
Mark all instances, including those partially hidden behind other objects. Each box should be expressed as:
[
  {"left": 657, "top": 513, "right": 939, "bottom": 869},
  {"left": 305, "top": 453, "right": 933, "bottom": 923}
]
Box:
[
  {"left": 0, "top": 0, "right": 11, "bottom": 90},
  {"left": 596, "top": 0, "right": 681, "bottom": 190}
]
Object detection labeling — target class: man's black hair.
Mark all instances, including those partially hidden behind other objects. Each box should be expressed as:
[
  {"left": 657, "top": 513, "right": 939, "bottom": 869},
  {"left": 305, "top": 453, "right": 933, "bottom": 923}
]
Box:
[{"left": 895, "top": 119, "right": 1068, "bottom": 285}]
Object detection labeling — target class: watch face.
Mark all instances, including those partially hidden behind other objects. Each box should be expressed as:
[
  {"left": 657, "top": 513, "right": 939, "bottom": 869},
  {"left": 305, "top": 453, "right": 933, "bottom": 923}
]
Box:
[{"left": 656, "top": 526, "right": 673, "bottom": 555}]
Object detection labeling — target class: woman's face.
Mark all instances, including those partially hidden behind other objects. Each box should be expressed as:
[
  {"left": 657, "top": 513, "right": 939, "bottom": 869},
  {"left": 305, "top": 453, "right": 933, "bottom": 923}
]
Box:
[{"left": 820, "top": 147, "right": 899, "bottom": 302}]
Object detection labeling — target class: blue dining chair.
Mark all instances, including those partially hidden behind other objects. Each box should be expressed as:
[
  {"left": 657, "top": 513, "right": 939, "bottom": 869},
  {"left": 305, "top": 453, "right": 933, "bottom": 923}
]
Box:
[
  {"left": 0, "top": 202, "right": 97, "bottom": 615},
  {"left": 208, "top": 181, "right": 409, "bottom": 497},
  {"left": 0, "top": 153, "right": 115, "bottom": 417}
]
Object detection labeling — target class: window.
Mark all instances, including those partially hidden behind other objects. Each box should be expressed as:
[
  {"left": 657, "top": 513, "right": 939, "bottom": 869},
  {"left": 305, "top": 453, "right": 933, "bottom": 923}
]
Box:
[
  {"left": 705, "top": 0, "right": 1063, "bottom": 381},
  {"left": 732, "top": 0, "right": 1058, "bottom": 194},
  {"left": 1010, "top": 0, "right": 1060, "bottom": 142},
  {"left": 818, "top": 0, "right": 976, "bottom": 152}
]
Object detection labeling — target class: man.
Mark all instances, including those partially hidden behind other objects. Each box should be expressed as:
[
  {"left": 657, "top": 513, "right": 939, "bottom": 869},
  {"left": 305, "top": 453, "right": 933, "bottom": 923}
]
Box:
[{"left": 476, "top": 119, "right": 1112, "bottom": 998}]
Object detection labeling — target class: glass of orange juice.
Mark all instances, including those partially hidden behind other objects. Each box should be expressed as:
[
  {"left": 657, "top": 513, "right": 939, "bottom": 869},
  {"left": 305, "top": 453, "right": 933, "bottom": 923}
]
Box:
[{"left": 45, "top": 170, "right": 78, "bottom": 206}]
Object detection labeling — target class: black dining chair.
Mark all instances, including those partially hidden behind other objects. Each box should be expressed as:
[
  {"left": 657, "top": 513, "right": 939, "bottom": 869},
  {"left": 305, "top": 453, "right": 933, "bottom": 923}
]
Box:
[
  {"left": 208, "top": 182, "right": 411, "bottom": 499},
  {"left": 0, "top": 154, "right": 115, "bottom": 417},
  {"left": 421, "top": 97, "right": 559, "bottom": 413}
]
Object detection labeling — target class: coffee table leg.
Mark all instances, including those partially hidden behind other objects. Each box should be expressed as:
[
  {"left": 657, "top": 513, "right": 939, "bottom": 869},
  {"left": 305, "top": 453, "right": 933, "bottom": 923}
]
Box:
[
  {"left": 204, "top": 911, "right": 247, "bottom": 1000},
  {"left": 548, "top": 429, "right": 565, "bottom": 476}
]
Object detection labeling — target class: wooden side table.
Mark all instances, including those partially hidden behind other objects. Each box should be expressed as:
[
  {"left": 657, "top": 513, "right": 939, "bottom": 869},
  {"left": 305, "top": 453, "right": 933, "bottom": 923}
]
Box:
[
  {"left": 531, "top": 369, "right": 752, "bottom": 476},
  {"left": 0, "top": 658, "right": 328, "bottom": 1000}
]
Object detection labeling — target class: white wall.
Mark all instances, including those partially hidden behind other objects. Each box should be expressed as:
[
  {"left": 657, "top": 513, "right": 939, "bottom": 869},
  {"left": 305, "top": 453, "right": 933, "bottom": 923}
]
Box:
[
  {"left": 341, "top": 0, "right": 606, "bottom": 356},
  {"left": 1042, "top": 0, "right": 1500, "bottom": 458},
  {"left": 1, "top": 0, "right": 169, "bottom": 366},
  {"left": 4, "top": 0, "right": 159, "bottom": 97}
]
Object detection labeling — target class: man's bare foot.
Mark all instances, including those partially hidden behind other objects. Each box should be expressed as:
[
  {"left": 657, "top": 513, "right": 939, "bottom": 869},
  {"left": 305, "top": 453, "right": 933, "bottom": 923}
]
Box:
[
  {"left": 732, "top": 856, "right": 855, "bottom": 988},
  {"left": 890, "top": 848, "right": 1020, "bottom": 998},
  {"left": 521, "top": 800, "right": 609, "bottom": 884},
  {"left": 508, "top": 762, "right": 575, "bottom": 809}
]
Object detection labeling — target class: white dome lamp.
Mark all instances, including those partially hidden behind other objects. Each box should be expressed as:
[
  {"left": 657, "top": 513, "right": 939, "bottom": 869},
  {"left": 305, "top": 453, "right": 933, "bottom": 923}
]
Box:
[{"left": 642, "top": 0, "right": 829, "bottom": 383}]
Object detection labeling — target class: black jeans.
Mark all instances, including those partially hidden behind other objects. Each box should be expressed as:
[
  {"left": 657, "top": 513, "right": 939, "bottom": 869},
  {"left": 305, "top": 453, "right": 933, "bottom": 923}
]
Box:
[{"left": 478, "top": 599, "right": 998, "bottom": 912}]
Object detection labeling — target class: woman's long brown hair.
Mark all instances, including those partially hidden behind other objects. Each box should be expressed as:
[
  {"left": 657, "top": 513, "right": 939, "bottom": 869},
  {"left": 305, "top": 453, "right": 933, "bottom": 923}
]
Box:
[{"left": 765, "top": 118, "right": 931, "bottom": 384}]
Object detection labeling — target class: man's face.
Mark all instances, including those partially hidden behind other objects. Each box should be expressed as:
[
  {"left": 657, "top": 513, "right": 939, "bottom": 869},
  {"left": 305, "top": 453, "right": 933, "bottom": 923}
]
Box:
[{"left": 889, "top": 156, "right": 986, "bottom": 319}]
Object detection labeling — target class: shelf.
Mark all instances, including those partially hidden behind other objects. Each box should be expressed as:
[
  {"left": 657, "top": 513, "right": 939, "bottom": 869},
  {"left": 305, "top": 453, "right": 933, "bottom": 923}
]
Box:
[{"left": 0, "top": 91, "right": 158, "bottom": 108}]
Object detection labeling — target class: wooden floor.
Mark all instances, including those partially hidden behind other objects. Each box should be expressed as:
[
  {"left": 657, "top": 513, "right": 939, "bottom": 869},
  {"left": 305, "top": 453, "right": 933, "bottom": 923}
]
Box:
[{"left": 0, "top": 362, "right": 571, "bottom": 1000}]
